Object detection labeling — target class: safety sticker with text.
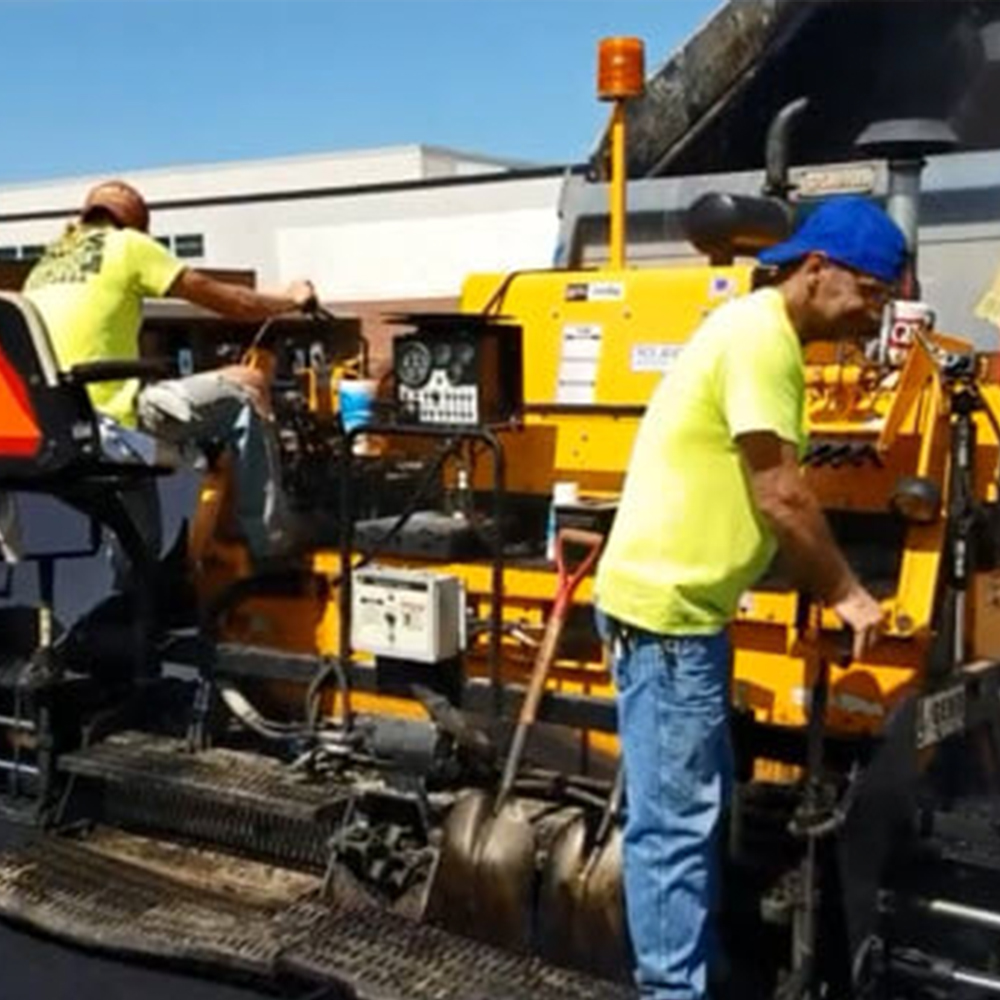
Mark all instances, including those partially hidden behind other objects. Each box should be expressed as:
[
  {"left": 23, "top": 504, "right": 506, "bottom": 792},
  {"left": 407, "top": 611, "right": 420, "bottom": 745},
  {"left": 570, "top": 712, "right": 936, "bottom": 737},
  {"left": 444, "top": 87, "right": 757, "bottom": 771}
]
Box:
[{"left": 557, "top": 325, "right": 602, "bottom": 404}]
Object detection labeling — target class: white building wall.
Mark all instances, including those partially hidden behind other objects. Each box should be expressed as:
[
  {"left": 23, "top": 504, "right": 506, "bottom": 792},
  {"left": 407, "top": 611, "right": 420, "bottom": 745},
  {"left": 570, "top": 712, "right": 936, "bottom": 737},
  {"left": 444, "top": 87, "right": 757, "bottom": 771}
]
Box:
[
  {"left": 0, "top": 145, "right": 520, "bottom": 214},
  {"left": 273, "top": 178, "right": 560, "bottom": 299},
  {"left": 0, "top": 145, "right": 562, "bottom": 301},
  {"left": 278, "top": 206, "right": 558, "bottom": 301}
]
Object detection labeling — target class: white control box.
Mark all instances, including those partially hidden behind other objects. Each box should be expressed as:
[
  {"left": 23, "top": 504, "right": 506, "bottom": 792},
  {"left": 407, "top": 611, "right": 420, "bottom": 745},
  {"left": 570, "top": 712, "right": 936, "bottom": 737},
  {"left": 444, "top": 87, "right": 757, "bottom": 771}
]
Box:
[{"left": 352, "top": 566, "right": 466, "bottom": 664}]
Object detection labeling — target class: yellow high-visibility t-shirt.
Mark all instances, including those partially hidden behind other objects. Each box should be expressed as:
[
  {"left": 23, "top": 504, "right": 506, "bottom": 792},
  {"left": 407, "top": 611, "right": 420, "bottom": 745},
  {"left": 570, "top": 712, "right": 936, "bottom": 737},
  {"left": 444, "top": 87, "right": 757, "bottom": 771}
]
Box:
[
  {"left": 594, "top": 287, "right": 806, "bottom": 635},
  {"left": 24, "top": 224, "right": 184, "bottom": 426}
]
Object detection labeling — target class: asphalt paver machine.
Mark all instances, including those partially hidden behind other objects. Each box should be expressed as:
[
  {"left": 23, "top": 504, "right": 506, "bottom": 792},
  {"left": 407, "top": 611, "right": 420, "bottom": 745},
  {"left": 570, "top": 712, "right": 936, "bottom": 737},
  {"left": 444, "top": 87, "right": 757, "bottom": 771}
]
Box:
[{"left": 1, "top": 34, "right": 1000, "bottom": 1000}]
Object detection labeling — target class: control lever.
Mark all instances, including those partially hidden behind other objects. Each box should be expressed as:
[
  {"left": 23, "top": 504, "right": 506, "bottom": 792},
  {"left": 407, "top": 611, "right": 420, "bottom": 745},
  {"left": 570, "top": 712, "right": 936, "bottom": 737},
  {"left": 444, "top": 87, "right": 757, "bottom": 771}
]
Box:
[
  {"left": 823, "top": 627, "right": 855, "bottom": 669},
  {"left": 779, "top": 594, "right": 840, "bottom": 1000},
  {"left": 302, "top": 297, "right": 336, "bottom": 324}
]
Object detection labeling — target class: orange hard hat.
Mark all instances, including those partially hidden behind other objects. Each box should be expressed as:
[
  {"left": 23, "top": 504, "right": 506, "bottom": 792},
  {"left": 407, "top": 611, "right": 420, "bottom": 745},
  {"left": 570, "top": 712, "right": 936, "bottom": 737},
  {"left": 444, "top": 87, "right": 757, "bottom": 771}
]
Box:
[{"left": 81, "top": 180, "right": 150, "bottom": 232}]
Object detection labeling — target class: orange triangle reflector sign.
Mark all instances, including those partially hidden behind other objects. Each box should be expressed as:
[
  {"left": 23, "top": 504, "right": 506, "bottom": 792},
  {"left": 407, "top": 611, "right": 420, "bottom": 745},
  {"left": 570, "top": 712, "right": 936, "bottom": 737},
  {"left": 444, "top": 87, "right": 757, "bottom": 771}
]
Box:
[{"left": 0, "top": 344, "right": 41, "bottom": 458}]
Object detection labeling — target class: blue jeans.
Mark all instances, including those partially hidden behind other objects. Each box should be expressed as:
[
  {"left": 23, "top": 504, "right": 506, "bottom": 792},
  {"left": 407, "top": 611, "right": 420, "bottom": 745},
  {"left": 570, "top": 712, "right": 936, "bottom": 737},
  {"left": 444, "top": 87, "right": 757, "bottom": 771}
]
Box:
[{"left": 598, "top": 611, "right": 732, "bottom": 1000}]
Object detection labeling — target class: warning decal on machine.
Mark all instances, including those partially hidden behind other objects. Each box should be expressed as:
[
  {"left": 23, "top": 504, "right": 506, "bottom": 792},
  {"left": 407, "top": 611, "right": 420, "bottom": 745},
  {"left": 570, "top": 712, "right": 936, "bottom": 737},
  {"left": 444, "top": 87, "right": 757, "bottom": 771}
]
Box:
[
  {"left": 916, "top": 684, "right": 967, "bottom": 749},
  {"left": 557, "top": 324, "right": 601, "bottom": 404}
]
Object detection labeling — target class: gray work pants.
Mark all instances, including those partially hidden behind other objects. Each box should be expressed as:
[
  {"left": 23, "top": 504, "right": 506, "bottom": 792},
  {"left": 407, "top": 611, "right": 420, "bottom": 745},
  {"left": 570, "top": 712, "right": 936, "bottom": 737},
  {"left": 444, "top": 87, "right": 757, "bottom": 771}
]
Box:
[{"left": 137, "top": 371, "right": 287, "bottom": 560}]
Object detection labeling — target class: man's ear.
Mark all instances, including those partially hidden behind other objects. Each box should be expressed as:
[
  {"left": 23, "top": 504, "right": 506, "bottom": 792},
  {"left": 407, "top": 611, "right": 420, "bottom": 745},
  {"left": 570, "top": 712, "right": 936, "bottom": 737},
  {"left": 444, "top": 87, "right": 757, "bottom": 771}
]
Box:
[{"left": 802, "top": 252, "right": 825, "bottom": 295}]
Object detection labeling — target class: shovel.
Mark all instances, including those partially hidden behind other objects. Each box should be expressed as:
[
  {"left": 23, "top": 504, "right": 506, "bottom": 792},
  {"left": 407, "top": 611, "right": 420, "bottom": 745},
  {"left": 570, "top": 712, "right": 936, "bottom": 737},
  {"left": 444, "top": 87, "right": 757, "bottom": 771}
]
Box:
[
  {"left": 537, "top": 765, "right": 630, "bottom": 980},
  {"left": 425, "top": 527, "right": 605, "bottom": 952}
]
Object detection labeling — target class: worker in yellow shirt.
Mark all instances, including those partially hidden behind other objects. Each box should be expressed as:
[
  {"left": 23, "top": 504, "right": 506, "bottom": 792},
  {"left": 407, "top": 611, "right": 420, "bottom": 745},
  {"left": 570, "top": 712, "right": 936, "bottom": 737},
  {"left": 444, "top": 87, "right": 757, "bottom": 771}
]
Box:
[
  {"left": 23, "top": 180, "right": 316, "bottom": 560},
  {"left": 594, "top": 197, "right": 906, "bottom": 1000}
]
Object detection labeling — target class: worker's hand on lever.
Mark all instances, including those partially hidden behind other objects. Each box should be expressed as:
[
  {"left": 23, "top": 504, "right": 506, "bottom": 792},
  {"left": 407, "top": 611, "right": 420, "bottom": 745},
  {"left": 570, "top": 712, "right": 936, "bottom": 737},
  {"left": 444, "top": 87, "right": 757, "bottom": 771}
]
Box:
[
  {"left": 222, "top": 279, "right": 317, "bottom": 419},
  {"left": 287, "top": 279, "right": 318, "bottom": 314},
  {"left": 293, "top": 281, "right": 339, "bottom": 323},
  {"left": 830, "top": 579, "right": 885, "bottom": 662}
]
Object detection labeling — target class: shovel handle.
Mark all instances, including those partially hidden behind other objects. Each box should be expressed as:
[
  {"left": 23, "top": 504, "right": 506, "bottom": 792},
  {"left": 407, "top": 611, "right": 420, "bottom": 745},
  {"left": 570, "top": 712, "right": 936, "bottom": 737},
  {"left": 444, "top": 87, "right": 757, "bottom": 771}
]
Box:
[
  {"left": 497, "top": 529, "right": 604, "bottom": 806},
  {"left": 520, "top": 529, "right": 604, "bottom": 727},
  {"left": 553, "top": 529, "right": 605, "bottom": 613},
  {"left": 592, "top": 765, "right": 626, "bottom": 848},
  {"left": 578, "top": 766, "right": 627, "bottom": 881}
]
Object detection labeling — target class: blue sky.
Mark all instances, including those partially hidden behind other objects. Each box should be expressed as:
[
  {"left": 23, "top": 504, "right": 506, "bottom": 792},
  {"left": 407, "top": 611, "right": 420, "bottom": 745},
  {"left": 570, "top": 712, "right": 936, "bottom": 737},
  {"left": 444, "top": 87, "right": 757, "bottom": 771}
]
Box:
[{"left": 0, "top": 1, "right": 718, "bottom": 185}]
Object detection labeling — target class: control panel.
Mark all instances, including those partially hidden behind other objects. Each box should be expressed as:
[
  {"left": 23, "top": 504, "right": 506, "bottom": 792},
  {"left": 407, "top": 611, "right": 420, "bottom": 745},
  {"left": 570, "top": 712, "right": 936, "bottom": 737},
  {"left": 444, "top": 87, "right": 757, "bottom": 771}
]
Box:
[
  {"left": 391, "top": 313, "right": 522, "bottom": 427},
  {"left": 352, "top": 565, "right": 466, "bottom": 664}
]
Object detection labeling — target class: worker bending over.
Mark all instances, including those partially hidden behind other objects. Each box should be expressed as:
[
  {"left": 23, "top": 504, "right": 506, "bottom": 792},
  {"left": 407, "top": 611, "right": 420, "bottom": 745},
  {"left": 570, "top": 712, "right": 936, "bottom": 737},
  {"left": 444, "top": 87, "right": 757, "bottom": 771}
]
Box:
[{"left": 594, "top": 197, "right": 906, "bottom": 1000}]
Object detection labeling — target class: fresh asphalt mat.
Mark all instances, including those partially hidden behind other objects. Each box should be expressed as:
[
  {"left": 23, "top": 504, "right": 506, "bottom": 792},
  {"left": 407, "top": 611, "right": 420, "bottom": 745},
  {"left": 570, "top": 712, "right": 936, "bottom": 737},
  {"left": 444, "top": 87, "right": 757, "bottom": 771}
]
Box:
[
  {"left": 0, "top": 919, "right": 284, "bottom": 1000},
  {"left": 0, "top": 821, "right": 284, "bottom": 1000}
]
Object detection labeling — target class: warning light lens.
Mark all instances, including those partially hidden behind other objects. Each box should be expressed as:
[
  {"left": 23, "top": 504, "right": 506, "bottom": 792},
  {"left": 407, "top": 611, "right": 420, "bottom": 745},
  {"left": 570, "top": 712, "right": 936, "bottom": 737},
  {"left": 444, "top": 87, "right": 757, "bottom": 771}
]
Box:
[{"left": 598, "top": 37, "right": 645, "bottom": 101}]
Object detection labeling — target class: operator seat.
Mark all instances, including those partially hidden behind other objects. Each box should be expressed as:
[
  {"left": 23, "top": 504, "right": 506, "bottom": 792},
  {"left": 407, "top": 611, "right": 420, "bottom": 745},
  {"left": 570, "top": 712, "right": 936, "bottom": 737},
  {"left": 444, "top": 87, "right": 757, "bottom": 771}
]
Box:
[
  {"left": 0, "top": 292, "right": 178, "bottom": 484},
  {"left": 0, "top": 291, "right": 176, "bottom": 587},
  {"left": 0, "top": 294, "right": 186, "bottom": 804}
]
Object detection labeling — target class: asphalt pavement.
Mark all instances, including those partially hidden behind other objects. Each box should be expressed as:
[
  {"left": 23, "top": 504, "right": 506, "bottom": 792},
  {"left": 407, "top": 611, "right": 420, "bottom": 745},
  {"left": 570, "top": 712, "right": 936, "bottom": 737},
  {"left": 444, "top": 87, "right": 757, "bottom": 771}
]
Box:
[
  {"left": 0, "top": 818, "right": 319, "bottom": 1000},
  {"left": 0, "top": 919, "right": 286, "bottom": 1000}
]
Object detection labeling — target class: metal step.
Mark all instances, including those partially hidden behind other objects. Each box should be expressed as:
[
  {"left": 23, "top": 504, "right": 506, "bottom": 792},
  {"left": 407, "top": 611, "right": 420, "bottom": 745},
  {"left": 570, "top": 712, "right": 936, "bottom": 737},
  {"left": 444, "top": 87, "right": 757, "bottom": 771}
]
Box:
[
  {"left": 59, "top": 732, "right": 350, "bottom": 870},
  {"left": 0, "top": 832, "right": 636, "bottom": 1000}
]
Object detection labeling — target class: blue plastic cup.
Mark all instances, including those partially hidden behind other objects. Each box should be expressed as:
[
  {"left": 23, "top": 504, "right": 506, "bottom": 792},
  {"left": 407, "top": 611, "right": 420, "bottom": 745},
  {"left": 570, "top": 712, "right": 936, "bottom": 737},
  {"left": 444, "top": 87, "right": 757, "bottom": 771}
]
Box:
[{"left": 339, "top": 379, "right": 377, "bottom": 433}]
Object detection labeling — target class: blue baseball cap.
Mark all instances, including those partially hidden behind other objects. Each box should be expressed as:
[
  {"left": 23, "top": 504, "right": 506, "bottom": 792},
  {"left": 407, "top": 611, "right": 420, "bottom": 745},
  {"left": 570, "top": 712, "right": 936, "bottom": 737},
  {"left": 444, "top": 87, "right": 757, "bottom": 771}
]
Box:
[{"left": 758, "top": 196, "right": 907, "bottom": 285}]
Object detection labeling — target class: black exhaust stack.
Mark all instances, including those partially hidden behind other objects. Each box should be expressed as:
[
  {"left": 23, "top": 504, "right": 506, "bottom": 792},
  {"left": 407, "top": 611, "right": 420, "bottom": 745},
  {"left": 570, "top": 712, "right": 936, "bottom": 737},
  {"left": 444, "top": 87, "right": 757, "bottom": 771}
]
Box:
[{"left": 854, "top": 118, "right": 958, "bottom": 296}]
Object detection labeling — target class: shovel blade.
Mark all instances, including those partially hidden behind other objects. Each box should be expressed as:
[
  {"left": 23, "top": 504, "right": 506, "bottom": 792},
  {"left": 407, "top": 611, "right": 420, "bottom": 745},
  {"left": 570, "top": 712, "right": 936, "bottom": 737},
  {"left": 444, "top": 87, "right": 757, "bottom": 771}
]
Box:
[
  {"left": 424, "top": 790, "right": 492, "bottom": 929},
  {"left": 579, "top": 829, "right": 630, "bottom": 979},
  {"left": 474, "top": 801, "right": 537, "bottom": 952},
  {"left": 425, "top": 791, "right": 537, "bottom": 954},
  {"left": 538, "top": 815, "right": 589, "bottom": 966},
  {"left": 538, "top": 818, "right": 630, "bottom": 981}
]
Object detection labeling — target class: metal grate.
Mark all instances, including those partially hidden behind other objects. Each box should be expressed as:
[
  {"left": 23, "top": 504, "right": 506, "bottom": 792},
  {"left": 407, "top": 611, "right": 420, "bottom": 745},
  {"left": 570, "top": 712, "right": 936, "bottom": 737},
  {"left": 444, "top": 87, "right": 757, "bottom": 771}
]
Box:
[
  {"left": 47, "top": 734, "right": 637, "bottom": 997},
  {"left": 60, "top": 732, "right": 349, "bottom": 870},
  {"left": 61, "top": 732, "right": 339, "bottom": 820},
  {"left": 0, "top": 835, "right": 635, "bottom": 1000},
  {"left": 0, "top": 837, "right": 299, "bottom": 977},
  {"left": 282, "top": 902, "right": 638, "bottom": 1000}
]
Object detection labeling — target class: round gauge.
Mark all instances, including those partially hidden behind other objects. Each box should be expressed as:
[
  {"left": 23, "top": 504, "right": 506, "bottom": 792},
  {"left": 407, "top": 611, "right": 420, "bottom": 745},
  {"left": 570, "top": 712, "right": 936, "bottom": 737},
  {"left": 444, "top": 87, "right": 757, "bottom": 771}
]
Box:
[
  {"left": 396, "top": 340, "right": 433, "bottom": 389},
  {"left": 454, "top": 341, "right": 475, "bottom": 366},
  {"left": 431, "top": 341, "right": 453, "bottom": 367},
  {"left": 446, "top": 340, "right": 475, "bottom": 385}
]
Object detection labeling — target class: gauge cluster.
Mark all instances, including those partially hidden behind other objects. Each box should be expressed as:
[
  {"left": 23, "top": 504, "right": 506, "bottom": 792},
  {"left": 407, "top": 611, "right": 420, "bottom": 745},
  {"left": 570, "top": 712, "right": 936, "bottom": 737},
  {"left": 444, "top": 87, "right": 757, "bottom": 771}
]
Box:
[{"left": 390, "top": 313, "right": 523, "bottom": 427}]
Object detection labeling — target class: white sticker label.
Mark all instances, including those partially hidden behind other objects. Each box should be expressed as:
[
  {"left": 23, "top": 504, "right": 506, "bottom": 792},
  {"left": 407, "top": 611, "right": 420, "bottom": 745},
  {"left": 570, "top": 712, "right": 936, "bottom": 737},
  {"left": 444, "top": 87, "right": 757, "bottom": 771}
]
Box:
[
  {"left": 562, "top": 326, "right": 602, "bottom": 360},
  {"left": 588, "top": 281, "right": 624, "bottom": 302},
  {"left": 916, "top": 685, "right": 966, "bottom": 749},
  {"left": 556, "top": 382, "right": 597, "bottom": 405},
  {"left": 560, "top": 359, "right": 600, "bottom": 383},
  {"left": 631, "top": 343, "right": 682, "bottom": 374},
  {"left": 557, "top": 325, "right": 601, "bottom": 404},
  {"left": 794, "top": 164, "right": 878, "bottom": 198},
  {"left": 831, "top": 692, "right": 885, "bottom": 718}
]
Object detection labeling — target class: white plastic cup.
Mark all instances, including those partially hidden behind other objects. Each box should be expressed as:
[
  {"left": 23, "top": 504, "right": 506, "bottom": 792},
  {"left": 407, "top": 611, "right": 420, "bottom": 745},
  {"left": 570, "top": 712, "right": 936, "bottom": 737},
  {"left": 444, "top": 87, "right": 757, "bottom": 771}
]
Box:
[
  {"left": 552, "top": 481, "right": 580, "bottom": 506},
  {"left": 546, "top": 481, "right": 580, "bottom": 560},
  {"left": 885, "top": 300, "right": 935, "bottom": 366}
]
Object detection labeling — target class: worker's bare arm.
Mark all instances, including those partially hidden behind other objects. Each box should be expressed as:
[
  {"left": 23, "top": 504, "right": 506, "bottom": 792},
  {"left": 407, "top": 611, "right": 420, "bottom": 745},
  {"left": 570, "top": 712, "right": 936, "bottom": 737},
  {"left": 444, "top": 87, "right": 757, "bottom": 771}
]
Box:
[
  {"left": 737, "top": 430, "right": 883, "bottom": 658},
  {"left": 168, "top": 269, "right": 315, "bottom": 322}
]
